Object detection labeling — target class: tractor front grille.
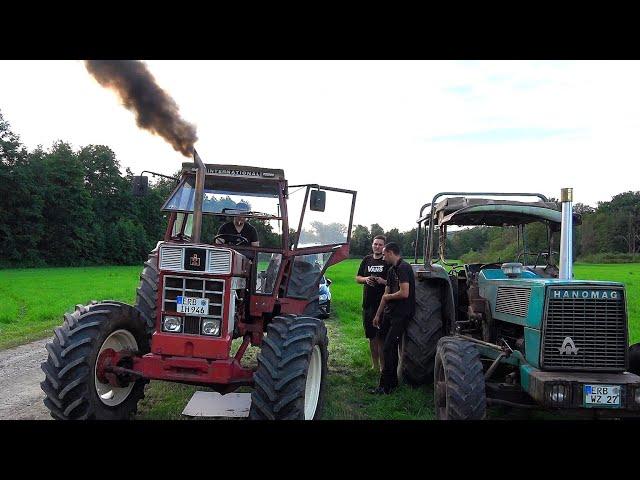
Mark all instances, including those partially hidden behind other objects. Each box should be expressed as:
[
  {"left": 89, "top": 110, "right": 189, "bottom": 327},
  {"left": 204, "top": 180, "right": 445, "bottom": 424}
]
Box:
[
  {"left": 162, "top": 275, "right": 225, "bottom": 335},
  {"left": 541, "top": 287, "right": 627, "bottom": 371},
  {"left": 160, "top": 246, "right": 231, "bottom": 275}
]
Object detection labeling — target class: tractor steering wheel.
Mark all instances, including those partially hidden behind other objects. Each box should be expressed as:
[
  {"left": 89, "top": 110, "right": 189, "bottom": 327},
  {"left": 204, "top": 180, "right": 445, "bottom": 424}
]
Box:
[{"left": 214, "top": 233, "right": 249, "bottom": 246}]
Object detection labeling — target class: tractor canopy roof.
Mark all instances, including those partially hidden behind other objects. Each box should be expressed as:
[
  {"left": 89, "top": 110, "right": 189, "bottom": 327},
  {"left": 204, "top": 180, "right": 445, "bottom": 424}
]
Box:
[
  {"left": 162, "top": 163, "right": 286, "bottom": 216},
  {"left": 181, "top": 162, "right": 285, "bottom": 182},
  {"left": 433, "top": 197, "right": 581, "bottom": 229}
]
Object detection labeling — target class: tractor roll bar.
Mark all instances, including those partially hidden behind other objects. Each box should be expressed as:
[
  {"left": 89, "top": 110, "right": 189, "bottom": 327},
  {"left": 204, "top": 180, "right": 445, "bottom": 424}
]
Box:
[
  {"left": 414, "top": 202, "right": 432, "bottom": 264},
  {"left": 423, "top": 192, "right": 550, "bottom": 267}
]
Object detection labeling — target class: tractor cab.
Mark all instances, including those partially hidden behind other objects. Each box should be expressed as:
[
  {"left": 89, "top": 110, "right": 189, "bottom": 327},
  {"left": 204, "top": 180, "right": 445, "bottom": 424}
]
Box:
[{"left": 418, "top": 195, "right": 583, "bottom": 328}]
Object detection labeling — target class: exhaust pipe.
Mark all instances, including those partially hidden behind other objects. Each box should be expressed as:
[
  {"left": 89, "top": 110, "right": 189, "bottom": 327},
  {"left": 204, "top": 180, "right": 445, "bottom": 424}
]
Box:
[
  {"left": 559, "top": 187, "right": 573, "bottom": 280},
  {"left": 192, "top": 148, "right": 206, "bottom": 243}
]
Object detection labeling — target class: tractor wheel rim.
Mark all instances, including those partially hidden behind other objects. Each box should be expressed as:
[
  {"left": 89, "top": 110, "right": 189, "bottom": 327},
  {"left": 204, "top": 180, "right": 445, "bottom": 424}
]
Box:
[
  {"left": 304, "top": 345, "right": 322, "bottom": 420},
  {"left": 94, "top": 329, "right": 138, "bottom": 407}
]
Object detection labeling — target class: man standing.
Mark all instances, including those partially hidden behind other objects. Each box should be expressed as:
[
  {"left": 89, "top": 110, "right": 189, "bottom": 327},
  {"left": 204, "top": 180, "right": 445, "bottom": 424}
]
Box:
[
  {"left": 371, "top": 242, "right": 415, "bottom": 394},
  {"left": 355, "top": 235, "right": 388, "bottom": 372}
]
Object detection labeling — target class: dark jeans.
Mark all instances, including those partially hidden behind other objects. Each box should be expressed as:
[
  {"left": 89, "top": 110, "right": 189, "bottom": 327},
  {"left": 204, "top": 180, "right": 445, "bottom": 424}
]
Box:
[{"left": 378, "top": 314, "right": 409, "bottom": 391}]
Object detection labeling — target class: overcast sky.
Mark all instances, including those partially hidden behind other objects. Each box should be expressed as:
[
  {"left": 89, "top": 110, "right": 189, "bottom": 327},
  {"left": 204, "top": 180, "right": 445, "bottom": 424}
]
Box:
[{"left": 0, "top": 60, "right": 638, "bottom": 231}]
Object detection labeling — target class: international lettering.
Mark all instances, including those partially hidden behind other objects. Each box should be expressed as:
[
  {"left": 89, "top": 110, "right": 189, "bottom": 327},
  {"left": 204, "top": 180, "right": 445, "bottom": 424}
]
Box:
[{"left": 207, "top": 168, "right": 262, "bottom": 177}]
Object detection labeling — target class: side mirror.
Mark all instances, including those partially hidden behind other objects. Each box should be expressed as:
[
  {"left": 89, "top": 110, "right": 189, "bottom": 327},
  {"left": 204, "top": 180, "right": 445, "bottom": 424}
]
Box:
[
  {"left": 132, "top": 175, "right": 149, "bottom": 197},
  {"left": 310, "top": 189, "right": 326, "bottom": 212}
]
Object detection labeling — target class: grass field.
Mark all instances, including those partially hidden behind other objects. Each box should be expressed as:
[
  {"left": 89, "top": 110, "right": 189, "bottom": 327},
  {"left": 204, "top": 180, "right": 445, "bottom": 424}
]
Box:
[{"left": 1, "top": 260, "right": 639, "bottom": 419}]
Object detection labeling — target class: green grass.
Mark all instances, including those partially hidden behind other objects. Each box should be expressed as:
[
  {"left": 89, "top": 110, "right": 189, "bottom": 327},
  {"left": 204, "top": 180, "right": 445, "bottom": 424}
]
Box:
[
  {"left": 0, "top": 266, "right": 141, "bottom": 349},
  {"left": 1, "top": 260, "right": 639, "bottom": 419}
]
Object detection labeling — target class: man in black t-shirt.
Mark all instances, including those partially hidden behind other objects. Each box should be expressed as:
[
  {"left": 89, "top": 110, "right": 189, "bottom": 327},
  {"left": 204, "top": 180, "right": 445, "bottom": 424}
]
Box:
[
  {"left": 215, "top": 203, "right": 260, "bottom": 247},
  {"left": 371, "top": 242, "right": 416, "bottom": 394},
  {"left": 355, "top": 235, "right": 389, "bottom": 372}
]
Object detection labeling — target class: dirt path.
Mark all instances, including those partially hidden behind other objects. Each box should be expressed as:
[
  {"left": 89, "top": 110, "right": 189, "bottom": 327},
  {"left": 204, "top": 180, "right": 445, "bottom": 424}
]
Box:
[{"left": 0, "top": 338, "right": 52, "bottom": 420}]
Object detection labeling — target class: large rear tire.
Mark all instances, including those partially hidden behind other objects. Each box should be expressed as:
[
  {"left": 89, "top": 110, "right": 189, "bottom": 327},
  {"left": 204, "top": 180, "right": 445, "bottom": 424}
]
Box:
[
  {"left": 40, "top": 302, "right": 150, "bottom": 420},
  {"left": 399, "top": 280, "right": 443, "bottom": 385},
  {"left": 135, "top": 252, "right": 159, "bottom": 335},
  {"left": 434, "top": 336, "right": 486, "bottom": 420},
  {"left": 249, "top": 315, "right": 328, "bottom": 420}
]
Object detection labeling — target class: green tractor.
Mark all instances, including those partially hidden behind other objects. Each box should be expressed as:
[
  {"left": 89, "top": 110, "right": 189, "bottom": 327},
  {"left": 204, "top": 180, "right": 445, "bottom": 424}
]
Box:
[{"left": 401, "top": 189, "right": 640, "bottom": 419}]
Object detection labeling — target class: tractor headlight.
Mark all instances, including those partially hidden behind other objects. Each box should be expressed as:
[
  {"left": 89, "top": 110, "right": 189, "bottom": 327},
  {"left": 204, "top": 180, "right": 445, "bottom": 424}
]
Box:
[
  {"left": 319, "top": 294, "right": 328, "bottom": 302},
  {"left": 547, "top": 384, "right": 568, "bottom": 404},
  {"left": 551, "top": 389, "right": 566, "bottom": 403},
  {"left": 634, "top": 388, "right": 640, "bottom": 405},
  {"left": 163, "top": 316, "right": 182, "bottom": 333},
  {"left": 202, "top": 319, "right": 221, "bottom": 336}
]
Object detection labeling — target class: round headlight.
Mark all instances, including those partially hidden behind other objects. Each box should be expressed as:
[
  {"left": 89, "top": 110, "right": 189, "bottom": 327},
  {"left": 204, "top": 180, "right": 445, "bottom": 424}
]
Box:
[
  {"left": 163, "top": 316, "right": 182, "bottom": 332},
  {"left": 319, "top": 294, "right": 328, "bottom": 302},
  {"left": 202, "top": 319, "right": 221, "bottom": 336},
  {"left": 635, "top": 388, "right": 640, "bottom": 405},
  {"left": 551, "top": 390, "right": 565, "bottom": 403}
]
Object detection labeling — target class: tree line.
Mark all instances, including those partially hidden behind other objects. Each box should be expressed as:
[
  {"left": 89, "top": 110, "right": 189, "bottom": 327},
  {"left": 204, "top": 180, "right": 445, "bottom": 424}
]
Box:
[
  {"left": 0, "top": 110, "right": 281, "bottom": 268},
  {"left": 2, "top": 109, "right": 639, "bottom": 267}
]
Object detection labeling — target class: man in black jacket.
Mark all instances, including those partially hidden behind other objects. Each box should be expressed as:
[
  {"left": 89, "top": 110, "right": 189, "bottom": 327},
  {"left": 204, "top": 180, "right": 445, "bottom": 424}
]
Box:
[{"left": 371, "top": 242, "right": 415, "bottom": 394}]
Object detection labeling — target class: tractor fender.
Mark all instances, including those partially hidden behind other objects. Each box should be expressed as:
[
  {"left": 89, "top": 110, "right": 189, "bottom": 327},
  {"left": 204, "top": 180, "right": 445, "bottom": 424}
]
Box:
[{"left": 414, "top": 265, "right": 456, "bottom": 335}]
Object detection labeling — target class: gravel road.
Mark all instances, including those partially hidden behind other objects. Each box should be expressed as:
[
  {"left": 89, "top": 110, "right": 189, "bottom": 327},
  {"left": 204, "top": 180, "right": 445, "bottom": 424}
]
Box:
[{"left": 0, "top": 338, "right": 52, "bottom": 420}]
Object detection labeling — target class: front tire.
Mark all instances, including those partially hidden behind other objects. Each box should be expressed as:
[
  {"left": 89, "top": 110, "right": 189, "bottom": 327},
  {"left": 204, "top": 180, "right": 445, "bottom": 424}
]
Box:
[
  {"left": 399, "top": 280, "right": 443, "bottom": 385},
  {"left": 434, "top": 336, "right": 486, "bottom": 420},
  {"left": 135, "top": 252, "right": 159, "bottom": 335},
  {"left": 249, "top": 315, "right": 328, "bottom": 420},
  {"left": 40, "top": 302, "right": 150, "bottom": 420}
]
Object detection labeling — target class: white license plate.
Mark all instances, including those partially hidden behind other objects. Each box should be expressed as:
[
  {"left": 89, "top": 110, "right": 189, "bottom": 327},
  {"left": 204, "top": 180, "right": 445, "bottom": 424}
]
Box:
[
  {"left": 176, "top": 296, "right": 209, "bottom": 315},
  {"left": 584, "top": 384, "right": 621, "bottom": 408}
]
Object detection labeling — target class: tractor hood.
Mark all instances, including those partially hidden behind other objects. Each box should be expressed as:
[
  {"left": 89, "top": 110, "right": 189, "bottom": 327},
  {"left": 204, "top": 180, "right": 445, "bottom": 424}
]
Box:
[
  {"left": 434, "top": 197, "right": 581, "bottom": 230},
  {"left": 478, "top": 267, "right": 624, "bottom": 287}
]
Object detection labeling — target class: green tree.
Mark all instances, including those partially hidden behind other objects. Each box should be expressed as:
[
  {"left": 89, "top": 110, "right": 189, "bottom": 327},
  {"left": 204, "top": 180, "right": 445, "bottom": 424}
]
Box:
[
  {"left": 0, "top": 111, "right": 44, "bottom": 265},
  {"left": 38, "top": 141, "right": 94, "bottom": 266},
  {"left": 350, "top": 224, "right": 371, "bottom": 256}
]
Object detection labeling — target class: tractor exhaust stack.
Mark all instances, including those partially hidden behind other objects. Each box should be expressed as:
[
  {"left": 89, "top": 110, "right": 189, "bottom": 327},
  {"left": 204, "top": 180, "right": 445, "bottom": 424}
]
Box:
[
  {"left": 192, "top": 148, "right": 205, "bottom": 243},
  {"left": 559, "top": 187, "right": 573, "bottom": 280}
]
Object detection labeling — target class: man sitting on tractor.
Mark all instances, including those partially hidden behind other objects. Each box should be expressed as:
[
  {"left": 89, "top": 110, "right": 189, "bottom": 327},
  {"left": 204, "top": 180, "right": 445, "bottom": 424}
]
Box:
[{"left": 215, "top": 202, "right": 260, "bottom": 247}]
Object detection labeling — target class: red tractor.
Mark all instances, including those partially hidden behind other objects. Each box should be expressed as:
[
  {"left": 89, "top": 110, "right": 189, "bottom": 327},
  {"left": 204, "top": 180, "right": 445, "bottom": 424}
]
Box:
[{"left": 40, "top": 151, "right": 357, "bottom": 420}]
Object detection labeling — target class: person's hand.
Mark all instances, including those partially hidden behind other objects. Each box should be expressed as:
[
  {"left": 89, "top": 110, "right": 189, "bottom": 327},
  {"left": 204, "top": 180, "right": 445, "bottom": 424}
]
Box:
[
  {"left": 375, "top": 277, "right": 386, "bottom": 285},
  {"left": 366, "top": 276, "right": 377, "bottom": 286},
  {"left": 373, "top": 314, "right": 380, "bottom": 328}
]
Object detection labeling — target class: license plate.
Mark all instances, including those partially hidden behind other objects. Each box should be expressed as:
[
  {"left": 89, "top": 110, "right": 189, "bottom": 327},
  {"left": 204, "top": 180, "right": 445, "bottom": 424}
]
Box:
[
  {"left": 584, "top": 384, "right": 621, "bottom": 408},
  {"left": 176, "top": 296, "right": 209, "bottom": 315}
]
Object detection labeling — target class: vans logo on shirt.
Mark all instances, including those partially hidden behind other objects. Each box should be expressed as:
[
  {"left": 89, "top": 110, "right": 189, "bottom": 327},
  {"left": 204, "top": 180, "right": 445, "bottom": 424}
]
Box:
[{"left": 368, "top": 265, "right": 384, "bottom": 273}]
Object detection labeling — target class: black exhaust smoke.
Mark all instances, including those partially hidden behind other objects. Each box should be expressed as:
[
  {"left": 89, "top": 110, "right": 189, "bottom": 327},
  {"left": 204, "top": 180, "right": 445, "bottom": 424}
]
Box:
[{"left": 85, "top": 60, "right": 197, "bottom": 157}]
